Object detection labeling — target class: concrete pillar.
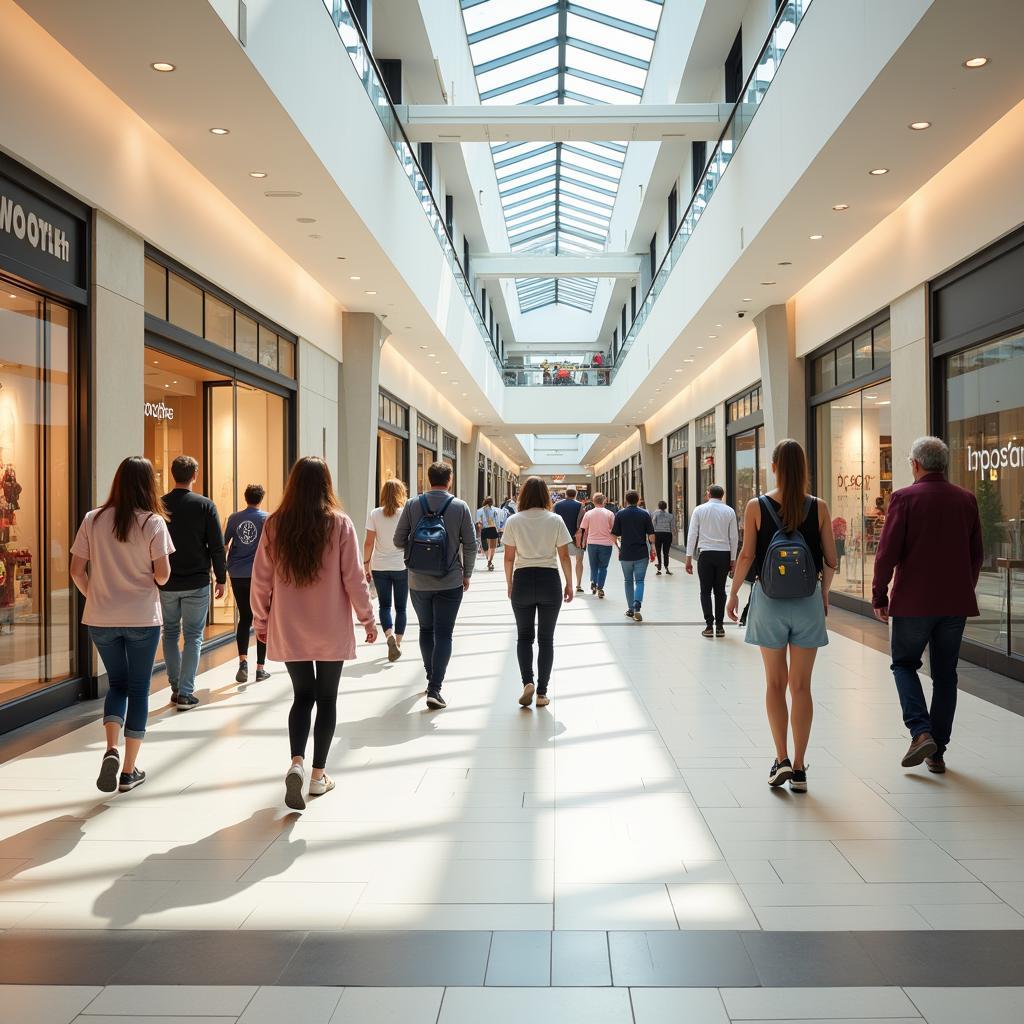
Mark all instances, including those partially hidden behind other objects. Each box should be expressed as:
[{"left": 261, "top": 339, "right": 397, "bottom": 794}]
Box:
[
  {"left": 686, "top": 418, "right": 697, "bottom": 521},
  {"left": 91, "top": 212, "right": 144, "bottom": 501},
  {"left": 755, "top": 301, "right": 805, "bottom": 454},
  {"left": 297, "top": 339, "right": 340, "bottom": 480},
  {"left": 461, "top": 426, "right": 482, "bottom": 508},
  {"left": 408, "top": 407, "right": 420, "bottom": 497},
  {"left": 640, "top": 425, "right": 665, "bottom": 505},
  {"left": 339, "top": 313, "right": 385, "bottom": 543},
  {"left": 714, "top": 402, "right": 728, "bottom": 490},
  {"left": 889, "top": 285, "right": 929, "bottom": 490}
]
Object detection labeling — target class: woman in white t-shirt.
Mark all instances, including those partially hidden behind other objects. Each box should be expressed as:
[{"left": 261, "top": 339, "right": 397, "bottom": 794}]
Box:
[
  {"left": 363, "top": 478, "right": 409, "bottom": 663},
  {"left": 501, "top": 476, "right": 574, "bottom": 708},
  {"left": 70, "top": 457, "right": 174, "bottom": 795}
]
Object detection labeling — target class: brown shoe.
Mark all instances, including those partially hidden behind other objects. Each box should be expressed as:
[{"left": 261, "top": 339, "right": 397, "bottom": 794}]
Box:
[
  {"left": 926, "top": 756, "right": 946, "bottom": 774},
  {"left": 901, "top": 732, "right": 938, "bottom": 768}
]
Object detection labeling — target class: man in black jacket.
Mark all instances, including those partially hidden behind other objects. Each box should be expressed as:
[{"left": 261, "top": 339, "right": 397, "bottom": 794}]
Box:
[{"left": 160, "top": 455, "right": 226, "bottom": 709}]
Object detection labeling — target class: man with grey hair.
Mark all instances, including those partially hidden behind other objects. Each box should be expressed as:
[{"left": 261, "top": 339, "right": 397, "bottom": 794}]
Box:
[{"left": 872, "top": 436, "right": 983, "bottom": 773}]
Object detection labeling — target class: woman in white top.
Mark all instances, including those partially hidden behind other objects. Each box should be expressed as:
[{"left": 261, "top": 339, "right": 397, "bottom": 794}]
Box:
[
  {"left": 70, "top": 456, "right": 174, "bottom": 794},
  {"left": 363, "top": 478, "right": 409, "bottom": 662},
  {"left": 501, "top": 476, "right": 574, "bottom": 708}
]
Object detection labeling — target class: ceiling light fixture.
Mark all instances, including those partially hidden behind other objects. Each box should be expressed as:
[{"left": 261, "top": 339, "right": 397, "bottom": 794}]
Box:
[
  {"left": 963, "top": 56, "right": 989, "bottom": 68},
  {"left": 308, "top": 233, "right": 321, "bottom": 239},
  {"left": 778, "top": 260, "right": 792, "bottom": 266},
  {"left": 909, "top": 121, "right": 931, "bottom": 130},
  {"left": 761, "top": 281, "right": 776, "bottom": 286},
  {"left": 151, "top": 62, "right": 176, "bottom": 72},
  {"left": 419, "top": 345, "right": 428, "bottom": 350},
  {"left": 832, "top": 203, "right": 849, "bottom": 211},
  {"left": 684, "top": 358, "right": 695, "bottom": 364},
  {"left": 264, "top": 190, "right": 302, "bottom": 198},
  {"left": 297, "top": 217, "right": 316, "bottom": 224},
  {"left": 708, "top": 334, "right": 718, "bottom": 339},
  {"left": 209, "top": 127, "right": 230, "bottom": 135},
  {"left": 249, "top": 171, "right": 267, "bottom": 178},
  {"left": 349, "top": 275, "right": 361, "bottom": 281},
  {"left": 742, "top": 297, "right": 752, "bottom": 302},
  {"left": 365, "top": 290, "right": 377, "bottom": 295},
  {"left": 869, "top": 167, "right": 889, "bottom": 175},
  {"left": 809, "top": 234, "right": 823, "bottom": 240}
]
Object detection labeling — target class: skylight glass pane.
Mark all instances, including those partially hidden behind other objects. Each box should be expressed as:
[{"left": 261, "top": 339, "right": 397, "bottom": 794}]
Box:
[
  {"left": 563, "top": 73, "right": 637, "bottom": 104},
  {"left": 477, "top": 50, "right": 559, "bottom": 92},
  {"left": 482, "top": 77, "right": 558, "bottom": 105},
  {"left": 566, "top": 14, "right": 653, "bottom": 61},
  {"left": 565, "top": 47, "right": 647, "bottom": 88},
  {"left": 463, "top": 0, "right": 553, "bottom": 36},
  {"left": 469, "top": 18, "right": 559, "bottom": 64},
  {"left": 574, "top": 0, "right": 663, "bottom": 32}
]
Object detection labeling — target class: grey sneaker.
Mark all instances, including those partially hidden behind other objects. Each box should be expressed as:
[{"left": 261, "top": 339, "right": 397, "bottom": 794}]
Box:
[
  {"left": 255, "top": 667, "right": 271, "bottom": 681},
  {"left": 285, "top": 765, "right": 306, "bottom": 810},
  {"left": 235, "top": 660, "right": 249, "bottom": 683},
  {"left": 118, "top": 768, "right": 146, "bottom": 792}
]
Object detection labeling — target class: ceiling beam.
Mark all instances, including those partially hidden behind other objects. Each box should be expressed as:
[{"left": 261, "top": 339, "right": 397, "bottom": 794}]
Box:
[{"left": 474, "top": 253, "right": 642, "bottom": 279}]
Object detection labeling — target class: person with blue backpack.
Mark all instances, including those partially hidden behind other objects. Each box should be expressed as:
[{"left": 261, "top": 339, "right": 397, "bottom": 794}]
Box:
[
  {"left": 393, "top": 462, "right": 477, "bottom": 709},
  {"left": 726, "top": 439, "right": 838, "bottom": 793}
]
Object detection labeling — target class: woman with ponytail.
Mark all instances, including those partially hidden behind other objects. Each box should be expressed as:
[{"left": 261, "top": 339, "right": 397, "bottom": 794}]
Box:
[{"left": 727, "top": 439, "right": 838, "bottom": 792}]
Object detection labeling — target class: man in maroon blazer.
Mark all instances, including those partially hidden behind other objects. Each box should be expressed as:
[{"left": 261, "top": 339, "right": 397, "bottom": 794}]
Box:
[{"left": 872, "top": 437, "right": 983, "bottom": 773}]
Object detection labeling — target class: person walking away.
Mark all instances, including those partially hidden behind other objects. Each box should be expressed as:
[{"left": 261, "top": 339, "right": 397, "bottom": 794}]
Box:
[
  {"left": 363, "top": 478, "right": 409, "bottom": 663},
  {"left": 502, "top": 476, "right": 574, "bottom": 708},
  {"left": 686, "top": 485, "right": 738, "bottom": 638},
  {"left": 612, "top": 490, "right": 655, "bottom": 622},
  {"left": 476, "top": 496, "right": 501, "bottom": 570},
  {"left": 553, "top": 487, "right": 585, "bottom": 593},
  {"left": 394, "top": 462, "right": 477, "bottom": 709},
  {"left": 726, "top": 439, "right": 838, "bottom": 792},
  {"left": 70, "top": 456, "right": 174, "bottom": 793},
  {"left": 159, "top": 455, "right": 226, "bottom": 710},
  {"left": 651, "top": 501, "right": 674, "bottom": 575},
  {"left": 871, "top": 436, "right": 982, "bottom": 774},
  {"left": 250, "top": 456, "right": 377, "bottom": 810},
  {"left": 224, "top": 483, "right": 269, "bottom": 684},
  {"left": 579, "top": 493, "right": 615, "bottom": 597}
]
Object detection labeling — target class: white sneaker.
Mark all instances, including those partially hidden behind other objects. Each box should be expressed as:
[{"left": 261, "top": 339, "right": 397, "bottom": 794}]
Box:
[
  {"left": 285, "top": 764, "right": 306, "bottom": 810},
  {"left": 309, "top": 773, "right": 335, "bottom": 797}
]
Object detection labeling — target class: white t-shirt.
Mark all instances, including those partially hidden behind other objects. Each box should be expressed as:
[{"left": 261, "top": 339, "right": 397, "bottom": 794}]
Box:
[
  {"left": 477, "top": 506, "right": 501, "bottom": 530},
  {"left": 500, "top": 509, "right": 572, "bottom": 571},
  {"left": 365, "top": 507, "right": 406, "bottom": 572}
]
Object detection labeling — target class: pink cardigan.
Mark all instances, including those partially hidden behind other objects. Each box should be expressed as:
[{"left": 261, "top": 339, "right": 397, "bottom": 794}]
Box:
[{"left": 250, "top": 511, "right": 375, "bottom": 662}]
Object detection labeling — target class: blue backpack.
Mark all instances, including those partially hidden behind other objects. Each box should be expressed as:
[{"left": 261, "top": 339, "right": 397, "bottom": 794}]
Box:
[
  {"left": 406, "top": 494, "right": 455, "bottom": 576},
  {"left": 757, "top": 495, "right": 818, "bottom": 600}
]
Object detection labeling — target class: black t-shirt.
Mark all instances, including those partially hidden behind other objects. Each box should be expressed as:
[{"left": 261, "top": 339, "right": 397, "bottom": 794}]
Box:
[
  {"left": 611, "top": 505, "right": 654, "bottom": 561},
  {"left": 552, "top": 498, "right": 582, "bottom": 542},
  {"left": 754, "top": 495, "right": 823, "bottom": 578},
  {"left": 161, "top": 489, "right": 227, "bottom": 590}
]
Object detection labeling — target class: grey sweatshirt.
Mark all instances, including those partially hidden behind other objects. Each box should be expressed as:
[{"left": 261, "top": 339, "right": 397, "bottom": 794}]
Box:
[
  {"left": 393, "top": 489, "right": 478, "bottom": 592},
  {"left": 651, "top": 510, "right": 674, "bottom": 533}
]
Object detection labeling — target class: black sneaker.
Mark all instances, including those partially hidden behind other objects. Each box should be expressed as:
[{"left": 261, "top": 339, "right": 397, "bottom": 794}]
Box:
[
  {"left": 175, "top": 694, "right": 199, "bottom": 711},
  {"left": 118, "top": 768, "right": 146, "bottom": 792},
  {"left": 426, "top": 690, "right": 447, "bottom": 709},
  {"left": 169, "top": 687, "right": 179, "bottom": 703},
  {"left": 255, "top": 667, "right": 271, "bottom": 681},
  {"left": 790, "top": 765, "right": 808, "bottom": 792},
  {"left": 576, "top": 586, "right": 584, "bottom": 593},
  {"left": 235, "top": 660, "right": 249, "bottom": 683},
  {"left": 701, "top": 626, "right": 714, "bottom": 638},
  {"left": 97, "top": 748, "right": 120, "bottom": 793},
  {"left": 769, "top": 758, "right": 794, "bottom": 788},
  {"left": 625, "top": 609, "right": 635, "bottom": 618},
  {"left": 716, "top": 626, "right": 726, "bottom": 638},
  {"left": 665, "top": 569, "right": 673, "bottom": 576},
  {"left": 591, "top": 583, "right": 597, "bottom": 594}
]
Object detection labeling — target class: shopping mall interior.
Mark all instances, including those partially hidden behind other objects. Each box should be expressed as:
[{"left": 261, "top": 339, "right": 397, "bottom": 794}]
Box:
[{"left": 2, "top": 0, "right": 1024, "bottom": 1020}]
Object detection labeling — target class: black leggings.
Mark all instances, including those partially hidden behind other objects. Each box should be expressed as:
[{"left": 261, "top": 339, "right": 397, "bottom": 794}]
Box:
[
  {"left": 230, "top": 576, "right": 267, "bottom": 664},
  {"left": 654, "top": 532, "right": 673, "bottom": 569},
  {"left": 511, "top": 567, "right": 563, "bottom": 693},
  {"left": 285, "top": 661, "right": 344, "bottom": 770}
]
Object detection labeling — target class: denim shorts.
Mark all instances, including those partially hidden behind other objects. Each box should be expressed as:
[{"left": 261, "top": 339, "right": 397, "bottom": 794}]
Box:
[{"left": 744, "top": 582, "right": 829, "bottom": 650}]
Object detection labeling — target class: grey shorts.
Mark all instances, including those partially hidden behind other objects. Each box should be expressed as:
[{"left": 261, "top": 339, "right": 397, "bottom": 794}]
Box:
[
  {"left": 568, "top": 543, "right": 584, "bottom": 557},
  {"left": 744, "top": 582, "right": 829, "bottom": 650}
]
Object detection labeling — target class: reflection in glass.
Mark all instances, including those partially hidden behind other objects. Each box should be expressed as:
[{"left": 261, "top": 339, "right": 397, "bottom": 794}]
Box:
[
  {"left": 168, "top": 273, "right": 203, "bottom": 335},
  {"left": 144, "top": 258, "right": 167, "bottom": 319},
  {"left": 204, "top": 294, "right": 234, "bottom": 350},
  {"left": 258, "top": 325, "right": 278, "bottom": 372},
  {"left": 235, "top": 313, "right": 258, "bottom": 363}
]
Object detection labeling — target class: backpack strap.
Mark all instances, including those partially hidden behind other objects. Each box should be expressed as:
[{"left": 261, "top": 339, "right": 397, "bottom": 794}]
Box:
[
  {"left": 418, "top": 493, "right": 431, "bottom": 517},
  {"left": 438, "top": 494, "right": 455, "bottom": 517},
  {"left": 759, "top": 494, "right": 784, "bottom": 533}
]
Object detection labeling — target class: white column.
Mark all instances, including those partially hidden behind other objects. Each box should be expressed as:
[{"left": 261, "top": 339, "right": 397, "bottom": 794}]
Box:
[
  {"left": 686, "top": 418, "right": 698, "bottom": 519},
  {"left": 640, "top": 425, "right": 665, "bottom": 506},
  {"left": 889, "top": 285, "right": 929, "bottom": 489},
  {"left": 714, "top": 402, "right": 727, "bottom": 489},
  {"left": 297, "top": 338, "right": 340, "bottom": 479},
  {"left": 408, "top": 407, "right": 420, "bottom": 497},
  {"left": 755, "top": 301, "right": 805, "bottom": 453}
]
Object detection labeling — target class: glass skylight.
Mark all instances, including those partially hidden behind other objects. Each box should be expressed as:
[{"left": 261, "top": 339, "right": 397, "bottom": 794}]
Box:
[{"left": 460, "top": 0, "right": 663, "bottom": 313}]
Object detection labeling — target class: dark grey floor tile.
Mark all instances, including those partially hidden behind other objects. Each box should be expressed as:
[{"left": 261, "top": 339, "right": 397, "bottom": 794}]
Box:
[
  {"left": 485, "top": 930, "right": 550, "bottom": 986},
  {"left": 277, "top": 930, "right": 490, "bottom": 986},
  {"left": 0, "top": 929, "right": 158, "bottom": 984},
  {"left": 111, "top": 929, "right": 307, "bottom": 984},
  {"left": 742, "top": 931, "right": 889, "bottom": 987},
  {"left": 856, "top": 930, "right": 1024, "bottom": 986},
  {"left": 551, "top": 930, "right": 611, "bottom": 987},
  {"left": 609, "top": 930, "right": 759, "bottom": 987}
]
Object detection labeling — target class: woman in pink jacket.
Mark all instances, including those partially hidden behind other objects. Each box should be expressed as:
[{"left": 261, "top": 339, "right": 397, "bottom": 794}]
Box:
[{"left": 251, "top": 456, "right": 377, "bottom": 810}]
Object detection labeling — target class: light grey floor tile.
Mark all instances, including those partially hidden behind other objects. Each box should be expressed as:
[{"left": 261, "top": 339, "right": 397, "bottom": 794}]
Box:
[
  {"left": 83, "top": 986, "right": 256, "bottom": 1016},
  {"left": 721, "top": 986, "right": 919, "bottom": 1020},
  {"left": 238, "top": 986, "right": 342, "bottom": 1024},
  {"left": 629, "top": 987, "right": 730, "bottom": 1023},
  {"left": 905, "top": 987, "right": 1024, "bottom": 1024},
  {"left": 437, "top": 987, "right": 634, "bottom": 1024},
  {"left": 555, "top": 883, "right": 678, "bottom": 929},
  {"left": 0, "top": 986, "right": 101, "bottom": 1024},
  {"left": 913, "top": 903, "right": 1024, "bottom": 928},
  {"left": 485, "top": 931, "right": 550, "bottom": 986},
  {"left": 551, "top": 931, "right": 611, "bottom": 987},
  {"left": 74, "top": 1018, "right": 237, "bottom": 1024},
  {"left": 329, "top": 987, "right": 444, "bottom": 1024}
]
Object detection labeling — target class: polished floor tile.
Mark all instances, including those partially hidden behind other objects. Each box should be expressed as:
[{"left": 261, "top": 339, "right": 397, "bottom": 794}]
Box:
[
  {"left": 905, "top": 987, "right": 1024, "bottom": 1024},
  {"left": 0, "top": 985, "right": 100, "bottom": 1024},
  {"left": 237, "top": 986, "right": 342, "bottom": 1024},
  {"left": 436, "top": 987, "right": 633, "bottom": 1024},
  {"left": 329, "top": 987, "right": 443, "bottom": 1024},
  {"left": 720, "top": 986, "right": 920, "bottom": 1020}
]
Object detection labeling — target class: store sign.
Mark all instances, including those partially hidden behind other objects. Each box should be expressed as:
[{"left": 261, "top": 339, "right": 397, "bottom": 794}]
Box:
[
  {"left": 967, "top": 442, "right": 1024, "bottom": 473},
  {"left": 144, "top": 400, "right": 175, "bottom": 422},
  {"left": 0, "top": 168, "right": 85, "bottom": 290},
  {"left": 837, "top": 473, "right": 874, "bottom": 492}
]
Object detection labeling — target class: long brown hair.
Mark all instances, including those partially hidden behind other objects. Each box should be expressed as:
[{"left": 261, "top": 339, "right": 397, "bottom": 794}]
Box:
[
  {"left": 99, "top": 456, "right": 166, "bottom": 542},
  {"left": 379, "top": 478, "right": 407, "bottom": 517},
  {"left": 772, "top": 439, "right": 809, "bottom": 532},
  {"left": 269, "top": 456, "right": 340, "bottom": 587},
  {"left": 517, "top": 476, "right": 551, "bottom": 512}
]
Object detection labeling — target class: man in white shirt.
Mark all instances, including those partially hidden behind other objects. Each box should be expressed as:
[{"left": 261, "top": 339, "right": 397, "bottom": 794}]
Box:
[{"left": 685, "top": 485, "right": 738, "bottom": 638}]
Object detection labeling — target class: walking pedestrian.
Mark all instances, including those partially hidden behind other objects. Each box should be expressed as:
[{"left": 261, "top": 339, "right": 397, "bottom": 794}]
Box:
[
  {"left": 159, "top": 455, "right": 227, "bottom": 710},
  {"left": 394, "top": 461, "right": 477, "bottom": 709},
  {"left": 501, "top": 476, "right": 574, "bottom": 708},
  {"left": 363, "top": 478, "right": 409, "bottom": 663},
  {"left": 612, "top": 490, "right": 655, "bottom": 622},
  {"left": 553, "top": 486, "right": 585, "bottom": 593},
  {"left": 686, "top": 485, "right": 738, "bottom": 638},
  {"left": 250, "top": 456, "right": 377, "bottom": 811},
  {"left": 223, "top": 483, "right": 269, "bottom": 684},
  {"left": 726, "top": 440, "right": 838, "bottom": 792},
  {"left": 70, "top": 457, "right": 174, "bottom": 793},
  {"left": 579, "top": 493, "right": 614, "bottom": 597},
  {"left": 476, "top": 496, "right": 501, "bottom": 570},
  {"left": 871, "top": 436, "right": 983, "bottom": 774},
  {"left": 651, "top": 500, "right": 674, "bottom": 575}
]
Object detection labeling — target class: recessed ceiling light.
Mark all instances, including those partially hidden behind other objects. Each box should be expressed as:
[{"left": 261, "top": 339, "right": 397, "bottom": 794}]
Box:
[
  {"left": 809, "top": 234, "right": 823, "bottom": 240},
  {"left": 742, "top": 297, "right": 752, "bottom": 302},
  {"left": 684, "top": 358, "right": 695, "bottom": 363},
  {"left": 249, "top": 171, "right": 267, "bottom": 178},
  {"left": 761, "top": 281, "right": 776, "bottom": 286},
  {"left": 462, "top": 392, "right": 468, "bottom": 397},
  {"left": 674, "top": 368, "right": 683, "bottom": 373},
  {"left": 297, "top": 217, "right": 316, "bottom": 224},
  {"left": 419, "top": 345, "right": 428, "bottom": 350},
  {"left": 151, "top": 62, "right": 176, "bottom": 72},
  {"left": 451, "top": 380, "right": 460, "bottom": 384},
  {"left": 308, "top": 233, "right": 321, "bottom": 239},
  {"left": 963, "top": 56, "right": 989, "bottom": 68},
  {"left": 209, "top": 127, "right": 230, "bottom": 135},
  {"left": 164, "top": 383, "right": 169, "bottom": 388},
  {"left": 349, "top": 275, "right": 361, "bottom": 281},
  {"left": 441, "top": 371, "right": 448, "bottom": 375},
  {"left": 869, "top": 167, "right": 889, "bottom": 175},
  {"left": 708, "top": 334, "right": 718, "bottom": 339},
  {"left": 264, "top": 190, "right": 302, "bottom": 198},
  {"left": 365, "top": 290, "right": 377, "bottom": 295},
  {"left": 336, "top": 256, "right": 346, "bottom": 260},
  {"left": 171, "top": 380, "right": 178, "bottom": 384},
  {"left": 832, "top": 203, "right": 849, "bottom": 211},
  {"left": 778, "top": 260, "right": 792, "bottom": 266},
  {"left": 909, "top": 121, "right": 931, "bottom": 130},
  {"left": 8, "top": 293, "right": 16, "bottom": 299},
  {"left": 696, "top": 346, "right": 703, "bottom": 350}
]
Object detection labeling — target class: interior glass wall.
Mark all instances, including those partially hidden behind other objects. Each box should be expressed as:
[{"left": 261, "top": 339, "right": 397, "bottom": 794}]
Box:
[
  {"left": 695, "top": 411, "right": 716, "bottom": 496},
  {"left": 729, "top": 425, "right": 766, "bottom": 540},
  {"left": 670, "top": 453, "right": 688, "bottom": 546}
]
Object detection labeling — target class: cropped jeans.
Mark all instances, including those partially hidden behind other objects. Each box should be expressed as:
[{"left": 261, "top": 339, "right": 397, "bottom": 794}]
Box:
[
  {"left": 372, "top": 569, "right": 409, "bottom": 636},
  {"left": 91, "top": 626, "right": 161, "bottom": 739}
]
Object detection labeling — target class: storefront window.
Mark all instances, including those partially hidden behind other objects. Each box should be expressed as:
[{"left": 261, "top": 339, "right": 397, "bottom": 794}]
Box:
[
  {"left": 204, "top": 294, "right": 234, "bottom": 350},
  {"left": 945, "top": 331, "right": 1024, "bottom": 656},
  {"left": 695, "top": 411, "right": 716, "bottom": 496},
  {"left": 378, "top": 430, "right": 407, "bottom": 494},
  {"left": 0, "top": 283, "right": 76, "bottom": 704},
  {"left": 670, "top": 452, "right": 688, "bottom": 546},
  {"left": 168, "top": 272, "right": 203, "bottom": 335}
]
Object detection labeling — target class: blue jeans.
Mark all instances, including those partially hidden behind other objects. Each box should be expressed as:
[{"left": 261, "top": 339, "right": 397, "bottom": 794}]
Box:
[
  {"left": 160, "top": 586, "right": 211, "bottom": 698},
  {"left": 372, "top": 569, "right": 409, "bottom": 635},
  {"left": 410, "top": 586, "right": 464, "bottom": 691},
  {"left": 91, "top": 626, "right": 161, "bottom": 739},
  {"left": 890, "top": 615, "right": 967, "bottom": 756},
  {"left": 620, "top": 557, "right": 649, "bottom": 611},
  {"left": 588, "top": 544, "right": 613, "bottom": 589}
]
